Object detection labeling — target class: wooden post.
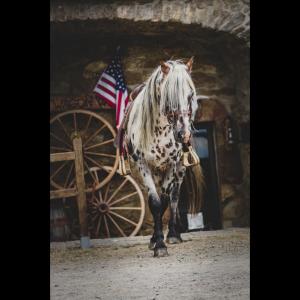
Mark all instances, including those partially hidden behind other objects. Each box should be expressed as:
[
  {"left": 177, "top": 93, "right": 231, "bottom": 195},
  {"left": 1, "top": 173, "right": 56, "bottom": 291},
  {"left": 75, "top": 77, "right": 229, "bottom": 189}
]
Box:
[{"left": 73, "top": 136, "right": 90, "bottom": 248}]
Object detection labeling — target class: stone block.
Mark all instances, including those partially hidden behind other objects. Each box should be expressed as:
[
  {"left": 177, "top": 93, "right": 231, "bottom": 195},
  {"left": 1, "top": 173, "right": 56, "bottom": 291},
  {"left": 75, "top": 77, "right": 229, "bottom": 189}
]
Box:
[{"left": 83, "top": 60, "right": 107, "bottom": 79}]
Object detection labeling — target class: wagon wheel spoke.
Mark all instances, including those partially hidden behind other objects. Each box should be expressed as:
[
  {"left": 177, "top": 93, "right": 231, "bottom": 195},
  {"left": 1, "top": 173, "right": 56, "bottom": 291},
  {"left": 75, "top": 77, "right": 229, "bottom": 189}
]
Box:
[
  {"left": 83, "top": 160, "right": 97, "bottom": 183},
  {"left": 103, "top": 215, "right": 110, "bottom": 238},
  {"left": 67, "top": 177, "right": 76, "bottom": 188},
  {"left": 109, "top": 211, "right": 138, "bottom": 227},
  {"left": 109, "top": 192, "right": 139, "bottom": 207},
  {"left": 106, "top": 178, "right": 129, "bottom": 204},
  {"left": 84, "top": 155, "right": 106, "bottom": 171},
  {"left": 110, "top": 207, "right": 142, "bottom": 210},
  {"left": 84, "top": 151, "right": 116, "bottom": 159},
  {"left": 50, "top": 132, "right": 72, "bottom": 149},
  {"left": 103, "top": 181, "right": 111, "bottom": 202},
  {"left": 84, "top": 138, "right": 115, "bottom": 151},
  {"left": 91, "top": 211, "right": 100, "bottom": 223},
  {"left": 92, "top": 168, "right": 100, "bottom": 184},
  {"left": 106, "top": 214, "right": 126, "bottom": 237},
  {"left": 96, "top": 215, "right": 103, "bottom": 237},
  {"left": 64, "top": 163, "right": 74, "bottom": 188},
  {"left": 82, "top": 115, "right": 92, "bottom": 137},
  {"left": 73, "top": 113, "right": 78, "bottom": 133},
  {"left": 56, "top": 117, "right": 71, "bottom": 141},
  {"left": 98, "top": 190, "right": 104, "bottom": 203},
  {"left": 83, "top": 124, "right": 106, "bottom": 147},
  {"left": 91, "top": 191, "right": 101, "bottom": 204},
  {"left": 50, "top": 160, "right": 69, "bottom": 180},
  {"left": 92, "top": 201, "right": 99, "bottom": 208}
]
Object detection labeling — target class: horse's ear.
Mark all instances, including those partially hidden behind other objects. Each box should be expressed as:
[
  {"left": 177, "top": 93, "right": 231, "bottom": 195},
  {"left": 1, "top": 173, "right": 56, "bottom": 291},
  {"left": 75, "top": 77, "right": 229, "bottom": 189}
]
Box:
[
  {"left": 186, "top": 56, "right": 194, "bottom": 72},
  {"left": 160, "top": 61, "right": 170, "bottom": 75}
]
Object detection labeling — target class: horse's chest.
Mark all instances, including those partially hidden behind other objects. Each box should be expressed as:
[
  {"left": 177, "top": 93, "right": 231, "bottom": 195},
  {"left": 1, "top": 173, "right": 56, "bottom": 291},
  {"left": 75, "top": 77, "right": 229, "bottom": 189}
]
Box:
[{"left": 146, "top": 127, "right": 182, "bottom": 168}]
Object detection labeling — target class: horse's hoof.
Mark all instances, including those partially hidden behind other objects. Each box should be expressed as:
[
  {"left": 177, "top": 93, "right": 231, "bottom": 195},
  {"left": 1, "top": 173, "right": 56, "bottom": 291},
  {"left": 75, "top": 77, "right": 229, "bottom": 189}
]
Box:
[
  {"left": 166, "top": 237, "right": 182, "bottom": 244},
  {"left": 154, "top": 247, "right": 168, "bottom": 257},
  {"left": 148, "top": 241, "right": 156, "bottom": 250}
]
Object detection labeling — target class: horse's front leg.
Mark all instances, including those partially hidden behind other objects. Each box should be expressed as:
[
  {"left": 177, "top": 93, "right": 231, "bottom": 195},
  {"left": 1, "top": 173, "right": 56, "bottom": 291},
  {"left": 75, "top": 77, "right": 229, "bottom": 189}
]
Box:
[
  {"left": 136, "top": 160, "right": 168, "bottom": 257},
  {"left": 148, "top": 191, "right": 169, "bottom": 252},
  {"left": 163, "top": 163, "right": 186, "bottom": 244}
]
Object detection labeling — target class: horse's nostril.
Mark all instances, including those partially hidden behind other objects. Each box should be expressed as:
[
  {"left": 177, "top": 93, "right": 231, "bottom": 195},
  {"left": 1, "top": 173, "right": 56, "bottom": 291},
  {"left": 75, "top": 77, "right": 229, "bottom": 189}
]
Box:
[{"left": 178, "top": 132, "right": 185, "bottom": 140}]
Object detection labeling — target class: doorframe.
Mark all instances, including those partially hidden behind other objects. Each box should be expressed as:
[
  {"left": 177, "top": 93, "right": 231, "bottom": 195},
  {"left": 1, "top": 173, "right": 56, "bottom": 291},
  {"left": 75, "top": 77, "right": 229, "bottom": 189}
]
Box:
[{"left": 194, "top": 120, "right": 223, "bottom": 229}]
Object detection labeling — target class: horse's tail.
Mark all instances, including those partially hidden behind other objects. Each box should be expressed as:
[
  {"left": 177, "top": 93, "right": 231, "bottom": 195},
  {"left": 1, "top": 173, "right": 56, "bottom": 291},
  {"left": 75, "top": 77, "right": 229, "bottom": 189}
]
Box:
[{"left": 183, "top": 163, "right": 205, "bottom": 215}]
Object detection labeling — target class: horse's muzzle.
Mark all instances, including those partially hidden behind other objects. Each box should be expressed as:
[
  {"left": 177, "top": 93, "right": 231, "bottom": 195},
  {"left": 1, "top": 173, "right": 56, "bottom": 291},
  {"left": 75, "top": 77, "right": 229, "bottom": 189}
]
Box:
[{"left": 177, "top": 130, "right": 191, "bottom": 144}]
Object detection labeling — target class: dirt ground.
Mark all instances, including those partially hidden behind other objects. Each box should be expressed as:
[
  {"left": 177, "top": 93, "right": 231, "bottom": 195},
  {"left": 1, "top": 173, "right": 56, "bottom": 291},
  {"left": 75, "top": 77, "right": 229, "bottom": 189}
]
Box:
[{"left": 50, "top": 228, "right": 249, "bottom": 300}]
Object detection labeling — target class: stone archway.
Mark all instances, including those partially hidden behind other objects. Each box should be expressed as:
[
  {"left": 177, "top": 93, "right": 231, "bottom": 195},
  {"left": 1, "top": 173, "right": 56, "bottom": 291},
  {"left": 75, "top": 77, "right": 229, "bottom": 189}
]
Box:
[
  {"left": 50, "top": 0, "right": 250, "bottom": 45},
  {"left": 50, "top": 0, "right": 250, "bottom": 230}
]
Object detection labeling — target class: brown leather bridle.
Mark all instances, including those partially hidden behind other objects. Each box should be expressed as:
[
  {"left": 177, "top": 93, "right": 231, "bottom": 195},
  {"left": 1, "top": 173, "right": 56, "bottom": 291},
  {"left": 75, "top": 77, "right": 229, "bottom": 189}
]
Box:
[
  {"left": 167, "top": 109, "right": 192, "bottom": 121},
  {"left": 166, "top": 95, "right": 193, "bottom": 131}
]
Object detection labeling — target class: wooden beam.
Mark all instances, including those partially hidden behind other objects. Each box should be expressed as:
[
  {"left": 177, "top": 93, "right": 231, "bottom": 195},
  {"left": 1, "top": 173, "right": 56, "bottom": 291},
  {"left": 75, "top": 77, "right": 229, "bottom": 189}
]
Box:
[
  {"left": 73, "top": 136, "right": 88, "bottom": 237},
  {"left": 50, "top": 151, "right": 75, "bottom": 162},
  {"left": 50, "top": 188, "right": 77, "bottom": 199}
]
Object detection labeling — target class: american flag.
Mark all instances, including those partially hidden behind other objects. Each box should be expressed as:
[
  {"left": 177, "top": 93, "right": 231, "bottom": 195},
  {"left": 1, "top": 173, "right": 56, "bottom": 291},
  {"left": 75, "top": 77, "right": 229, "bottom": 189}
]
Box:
[{"left": 93, "top": 52, "right": 129, "bottom": 128}]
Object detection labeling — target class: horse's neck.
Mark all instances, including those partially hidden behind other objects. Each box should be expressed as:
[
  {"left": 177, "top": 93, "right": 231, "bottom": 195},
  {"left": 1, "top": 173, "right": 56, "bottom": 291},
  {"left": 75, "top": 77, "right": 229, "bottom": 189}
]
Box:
[{"left": 156, "top": 114, "right": 169, "bottom": 128}]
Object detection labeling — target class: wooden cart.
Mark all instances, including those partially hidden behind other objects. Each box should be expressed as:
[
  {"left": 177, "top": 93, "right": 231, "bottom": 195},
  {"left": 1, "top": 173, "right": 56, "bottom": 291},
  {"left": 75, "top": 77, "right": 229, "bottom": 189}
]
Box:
[{"left": 50, "top": 109, "right": 145, "bottom": 247}]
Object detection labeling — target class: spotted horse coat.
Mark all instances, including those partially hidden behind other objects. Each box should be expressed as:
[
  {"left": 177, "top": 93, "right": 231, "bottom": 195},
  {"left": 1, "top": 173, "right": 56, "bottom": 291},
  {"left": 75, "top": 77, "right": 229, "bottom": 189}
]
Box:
[
  {"left": 128, "top": 114, "right": 186, "bottom": 255},
  {"left": 125, "top": 58, "right": 205, "bottom": 257}
]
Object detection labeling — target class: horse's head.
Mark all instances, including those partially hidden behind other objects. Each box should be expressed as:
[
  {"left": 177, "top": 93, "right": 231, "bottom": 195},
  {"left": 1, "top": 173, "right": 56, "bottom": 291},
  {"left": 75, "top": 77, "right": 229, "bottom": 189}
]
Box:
[
  {"left": 158, "top": 58, "right": 208, "bottom": 143},
  {"left": 126, "top": 57, "right": 209, "bottom": 153}
]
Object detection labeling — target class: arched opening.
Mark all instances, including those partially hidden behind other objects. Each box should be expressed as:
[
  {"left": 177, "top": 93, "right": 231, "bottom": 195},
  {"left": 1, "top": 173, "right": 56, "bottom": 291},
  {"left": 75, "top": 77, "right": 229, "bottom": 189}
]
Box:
[{"left": 50, "top": 16, "right": 249, "bottom": 238}]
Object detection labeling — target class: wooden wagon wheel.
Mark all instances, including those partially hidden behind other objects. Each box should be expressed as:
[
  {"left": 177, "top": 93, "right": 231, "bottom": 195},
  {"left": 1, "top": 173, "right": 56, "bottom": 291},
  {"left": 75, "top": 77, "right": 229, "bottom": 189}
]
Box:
[
  {"left": 50, "top": 109, "right": 119, "bottom": 192},
  {"left": 87, "top": 166, "right": 145, "bottom": 238}
]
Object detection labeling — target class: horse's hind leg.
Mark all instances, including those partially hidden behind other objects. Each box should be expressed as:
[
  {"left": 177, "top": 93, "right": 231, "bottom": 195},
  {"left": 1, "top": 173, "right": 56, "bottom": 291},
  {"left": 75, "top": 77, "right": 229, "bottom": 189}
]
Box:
[{"left": 165, "top": 164, "right": 186, "bottom": 244}]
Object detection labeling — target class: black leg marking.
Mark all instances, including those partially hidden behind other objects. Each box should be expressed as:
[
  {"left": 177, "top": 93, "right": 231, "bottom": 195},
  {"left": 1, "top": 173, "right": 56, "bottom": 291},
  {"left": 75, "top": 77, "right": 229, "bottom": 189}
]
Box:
[
  {"left": 148, "top": 194, "right": 168, "bottom": 257},
  {"left": 166, "top": 179, "right": 184, "bottom": 244}
]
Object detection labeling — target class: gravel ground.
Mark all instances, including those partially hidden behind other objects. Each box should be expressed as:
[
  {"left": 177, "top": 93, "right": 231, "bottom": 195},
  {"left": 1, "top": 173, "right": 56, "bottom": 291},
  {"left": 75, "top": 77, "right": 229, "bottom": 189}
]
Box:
[{"left": 50, "top": 228, "right": 249, "bottom": 300}]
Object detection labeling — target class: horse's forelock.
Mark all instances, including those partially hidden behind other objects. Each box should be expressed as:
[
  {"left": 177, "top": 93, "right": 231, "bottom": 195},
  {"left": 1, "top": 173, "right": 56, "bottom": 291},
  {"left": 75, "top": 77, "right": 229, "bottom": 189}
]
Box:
[{"left": 160, "top": 61, "right": 196, "bottom": 114}]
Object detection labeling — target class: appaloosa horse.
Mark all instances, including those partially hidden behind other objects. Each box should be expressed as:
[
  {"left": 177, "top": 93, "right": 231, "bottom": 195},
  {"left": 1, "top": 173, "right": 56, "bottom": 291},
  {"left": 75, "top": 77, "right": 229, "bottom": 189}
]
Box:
[{"left": 125, "top": 58, "right": 205, "bottom": 257}]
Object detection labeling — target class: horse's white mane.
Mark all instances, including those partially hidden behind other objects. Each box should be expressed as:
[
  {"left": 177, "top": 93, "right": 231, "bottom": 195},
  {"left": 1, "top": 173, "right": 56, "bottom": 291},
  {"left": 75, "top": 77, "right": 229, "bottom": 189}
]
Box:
[{"left": 127, "top": 60, "right": 197, "bottom": 153}]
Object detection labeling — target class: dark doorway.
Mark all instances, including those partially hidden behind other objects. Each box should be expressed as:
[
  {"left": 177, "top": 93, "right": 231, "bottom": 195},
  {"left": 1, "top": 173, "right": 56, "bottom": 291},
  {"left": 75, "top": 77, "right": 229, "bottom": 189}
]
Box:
[{"left": 179, "top": 121, "right": 222, "bottom": 231}]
